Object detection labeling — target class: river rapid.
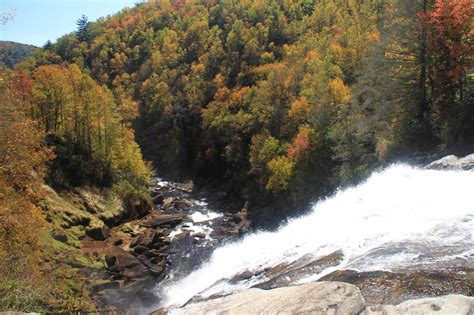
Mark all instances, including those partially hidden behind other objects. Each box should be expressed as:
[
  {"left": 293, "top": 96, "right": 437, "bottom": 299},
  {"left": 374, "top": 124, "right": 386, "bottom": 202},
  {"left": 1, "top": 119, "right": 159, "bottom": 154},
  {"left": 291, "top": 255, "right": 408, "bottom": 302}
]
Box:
[{"left": 154, "top": 164, "right": 473, "bottom": 310}]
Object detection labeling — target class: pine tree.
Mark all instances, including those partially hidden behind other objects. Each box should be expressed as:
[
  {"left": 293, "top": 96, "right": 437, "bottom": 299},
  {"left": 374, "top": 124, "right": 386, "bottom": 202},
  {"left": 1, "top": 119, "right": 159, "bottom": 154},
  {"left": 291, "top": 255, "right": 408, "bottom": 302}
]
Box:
[{"left": 76, "top": 14, "right": 90, "bottom": 42}]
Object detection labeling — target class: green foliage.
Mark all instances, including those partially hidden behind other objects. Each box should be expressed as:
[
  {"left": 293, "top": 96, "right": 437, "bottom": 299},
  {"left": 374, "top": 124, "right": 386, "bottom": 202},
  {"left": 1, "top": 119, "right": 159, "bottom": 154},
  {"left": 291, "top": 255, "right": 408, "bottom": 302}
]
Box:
[
  {"left": 14, "top": 0, "right": 472, "bottom": 211},
  {"left": 266, "top": 156, "right": 294, "bottom": 193},
  {"left": 0, "top": 41, "right": 37, "bottom": 69},
  {"left": 6, "top": 64, "right": 151, "bottom": 191}
]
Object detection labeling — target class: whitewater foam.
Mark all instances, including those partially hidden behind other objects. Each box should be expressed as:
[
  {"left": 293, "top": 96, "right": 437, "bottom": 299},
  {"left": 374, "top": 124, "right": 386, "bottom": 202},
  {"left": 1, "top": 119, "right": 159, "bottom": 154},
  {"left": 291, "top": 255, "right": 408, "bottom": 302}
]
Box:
[{"left": 158, "top": 164, "right": 474, "bottom": 307}]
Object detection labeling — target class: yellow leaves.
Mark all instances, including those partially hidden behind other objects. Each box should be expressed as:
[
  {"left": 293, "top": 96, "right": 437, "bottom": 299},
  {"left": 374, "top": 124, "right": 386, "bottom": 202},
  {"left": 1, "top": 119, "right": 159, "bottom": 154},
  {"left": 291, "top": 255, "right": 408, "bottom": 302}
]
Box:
[
  {"left": 202, "top": 87, "right": 251, "bottom": 130},
  {"left": 288, "top": 96, "right": 310, "bottom": 122},
  {"left": 119, "top": 95, "right": 139, "bottom": 124},
  {"left": 329, "top": 43, "right": 344, "bottom": 59},
  {"left": 260, "top": 51, "right": 275, "bottom": 64},
  {"left": 329, "top": 77, "right": 350, "bottom": 104},
  {"left": 266, "top": 156, "right": 294, "bottom": 193},
  {"left": 367, "top": 29, "right": 381, "bottom": 43},
  {"left": 110, "top": 127, "right": 152, "bottom": 189},
  {"left": 191, "top": 62, "right": 205, "bottom": 74}
]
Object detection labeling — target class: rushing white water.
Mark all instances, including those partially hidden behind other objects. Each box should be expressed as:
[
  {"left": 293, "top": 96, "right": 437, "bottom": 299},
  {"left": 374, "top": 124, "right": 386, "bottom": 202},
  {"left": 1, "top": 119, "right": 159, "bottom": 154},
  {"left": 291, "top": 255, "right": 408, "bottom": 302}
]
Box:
[{"left": 158, "top": 164, "right": 474, "bottom": 307}]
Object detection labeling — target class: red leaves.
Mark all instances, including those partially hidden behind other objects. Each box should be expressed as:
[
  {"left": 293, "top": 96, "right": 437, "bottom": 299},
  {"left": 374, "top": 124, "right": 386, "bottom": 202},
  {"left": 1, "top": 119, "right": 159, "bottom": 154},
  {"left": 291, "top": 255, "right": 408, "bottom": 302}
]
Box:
[
  {"left": 419, "top": 0, "right": 473, "bottom": 91},
  {"left": 287, "top": 126, "right": 312, "bottom": 162}
]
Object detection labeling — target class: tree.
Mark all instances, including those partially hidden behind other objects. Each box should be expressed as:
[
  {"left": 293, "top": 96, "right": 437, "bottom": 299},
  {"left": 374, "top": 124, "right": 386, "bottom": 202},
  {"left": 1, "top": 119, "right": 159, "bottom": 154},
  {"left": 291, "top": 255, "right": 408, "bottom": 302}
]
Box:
[
  {"left": 420, "top": 0, "right": 474, "bottom": 143},
  {"left": 0, "top": 95, "right": 53, "bottom": 310},
  {"left": 76, "top": 14, "right": 91, "bottom": 42}
]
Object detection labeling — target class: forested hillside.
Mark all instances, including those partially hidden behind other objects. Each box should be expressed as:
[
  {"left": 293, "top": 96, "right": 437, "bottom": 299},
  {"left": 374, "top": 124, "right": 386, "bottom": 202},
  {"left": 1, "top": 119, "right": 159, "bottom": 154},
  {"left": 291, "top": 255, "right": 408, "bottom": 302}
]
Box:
[
  {"left": 25, "top": 0, "right": 472, "bottom": 211},
  {"left": 0, "top": 41, "right": 37, "bottom": 68},
  {"left": 0, "top": 0, "right": 473, "bottom": 309}
]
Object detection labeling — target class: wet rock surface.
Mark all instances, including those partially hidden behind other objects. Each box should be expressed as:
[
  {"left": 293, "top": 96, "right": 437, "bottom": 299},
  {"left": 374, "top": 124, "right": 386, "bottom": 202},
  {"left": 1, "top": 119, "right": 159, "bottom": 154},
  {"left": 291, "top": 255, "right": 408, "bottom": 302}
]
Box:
[
  {"left": 253, "top": 250, "right": 344, "bottom": 290},
  {"left": 320, "top": 266, "right": 474, "bottom": 305},
  {"left": 425, "top": 153, "right": 474, "bottom": 170},
  {"left": 157, "top": 281, "right": 474, "bottom": 315}
]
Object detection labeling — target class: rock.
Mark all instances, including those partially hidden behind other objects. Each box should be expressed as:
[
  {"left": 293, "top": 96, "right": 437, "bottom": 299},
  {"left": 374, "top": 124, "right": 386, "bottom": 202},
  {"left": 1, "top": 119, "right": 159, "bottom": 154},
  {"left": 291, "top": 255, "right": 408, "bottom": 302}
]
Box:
[
  {"left": 172, "top": 281, "right": 366, "bottom": 315},
  {"left": 130, "top": 228, "right": 157, "bottom": 248},
  {"left": 127, "top": 195, "right": 154, "bottom": 220},
  {"left": 229, "top": 270, "right": 258, "bottom": 284},
  {"left": 425, "top": 153, "right": 474, "bottom": 170},
  {"left": 86, "top": 222, "right": 110, "bottom": 240},
  {"left": 193, "top": 232, "right": 206, "bottom": 239},
  {"left": 161, "top": 197, "right": 178, "bottom": 210},
  {"left": 141, "top": 214, "right": 184, "bottom": 229},
  {"left": 132, "top": 245, "right": 149, "bottom": 255},
  {"left": 254, "top": 250, "right": 344, "bottom": 290},
  {"left": 320, "top": 268, "right": 474, "bottom": 305},
  {"left": 152, "top": 193, "right": 164, "bottom": 205},
  {"left": 176, "top": 180, "right": 193, "bottom": 193},
  {"left": 175, "top": 199, "right": 193, "bottom": 211},
  {"left": 105, "top": 246, "right": 150, "bottom": 279},
  {"left": 363, "top": 295, "right": 474, "bottom": 315},
  {"left": 52, "top": 229, "right": 68, "bottom": 243},
  {"left": 92, "top": 281, "right": 120, "bottom": 293},
  {"left": 113, "top": 239, "right": 123, "bottom": 246},
  {"left": 150, "top": 308, "right": 168, "bottom": 315}
]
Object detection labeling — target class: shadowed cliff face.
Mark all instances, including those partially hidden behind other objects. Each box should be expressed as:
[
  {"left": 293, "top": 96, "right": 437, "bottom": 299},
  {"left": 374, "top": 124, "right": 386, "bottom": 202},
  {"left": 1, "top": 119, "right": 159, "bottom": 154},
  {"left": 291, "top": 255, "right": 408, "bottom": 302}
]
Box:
[{"left": 156, "top": 162, "right": 473, "bottom": 309}]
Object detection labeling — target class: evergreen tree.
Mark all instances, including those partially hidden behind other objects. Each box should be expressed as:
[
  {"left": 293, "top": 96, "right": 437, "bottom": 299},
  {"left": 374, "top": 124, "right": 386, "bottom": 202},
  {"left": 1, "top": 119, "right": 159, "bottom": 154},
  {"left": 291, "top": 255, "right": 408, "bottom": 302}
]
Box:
[{"left": 76, "top": 14, "right": 90, "bottom": 42}]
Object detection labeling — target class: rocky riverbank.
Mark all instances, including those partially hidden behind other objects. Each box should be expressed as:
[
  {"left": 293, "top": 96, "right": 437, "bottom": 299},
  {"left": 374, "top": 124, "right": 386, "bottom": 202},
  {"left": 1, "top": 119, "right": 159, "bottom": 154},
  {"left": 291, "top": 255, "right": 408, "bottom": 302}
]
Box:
[
  {"left": 156, "top": 281, "right": 474, "bottom": 315},
  {"left": 81, "top": 177, "right": 250, "bottom": 312}
]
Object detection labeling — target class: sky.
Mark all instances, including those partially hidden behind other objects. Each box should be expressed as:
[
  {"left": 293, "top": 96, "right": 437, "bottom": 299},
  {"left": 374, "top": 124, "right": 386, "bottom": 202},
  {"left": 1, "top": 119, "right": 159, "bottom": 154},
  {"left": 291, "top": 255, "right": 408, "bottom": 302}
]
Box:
[{"left": 1, "top": 0, "right": 141, "bottom": 46}]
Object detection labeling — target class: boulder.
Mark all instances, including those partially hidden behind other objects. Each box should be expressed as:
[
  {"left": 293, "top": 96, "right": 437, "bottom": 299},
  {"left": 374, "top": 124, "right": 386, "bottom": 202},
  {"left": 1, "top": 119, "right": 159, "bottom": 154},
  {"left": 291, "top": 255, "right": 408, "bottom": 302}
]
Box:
[
  {"left": 175, "top": 199, "right": 193, "bottom": 211},
  {"left": 130, "top": 228, "right": 158, "bottom": 248},
  {"left": 51, "top": 229, "right": 68, "bottom": 243},
  {"left": 152, "top": 193, "right": 164, "bottom": 205},
  {"left": 105, "top": 246, "right": 150, "bottom": 279},
  {"left": 425, "top": 154, "right": 474, "bottom": 170},
  {"left": 172, "top": 281, "right": 366, "bottom": 315},
  {"left": 86, "top": 222, "right": 110, "bottom": 240},
  {"left": 161, "top": 197, "right": 178, "bottom": 210},
  {"left": 364, "top": 295, "right": 474, "bottom": 315},
  {"left": 140, "top": 214, "right": 184, "bottom": 229}
]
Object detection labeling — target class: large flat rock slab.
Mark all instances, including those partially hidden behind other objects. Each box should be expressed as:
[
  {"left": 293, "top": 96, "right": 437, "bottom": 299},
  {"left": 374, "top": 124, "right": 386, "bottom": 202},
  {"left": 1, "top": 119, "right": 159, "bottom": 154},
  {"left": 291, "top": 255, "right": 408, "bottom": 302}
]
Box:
[{"left": 168, "top": 281, "right": 366, "bottom": 315}]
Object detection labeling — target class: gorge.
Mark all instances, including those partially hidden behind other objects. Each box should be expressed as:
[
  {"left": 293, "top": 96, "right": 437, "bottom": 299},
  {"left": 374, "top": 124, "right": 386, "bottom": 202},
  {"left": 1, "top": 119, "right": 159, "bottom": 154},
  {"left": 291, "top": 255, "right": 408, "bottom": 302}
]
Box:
[{"left": 1, "top": 0, "right": 473, "bottom": 312}]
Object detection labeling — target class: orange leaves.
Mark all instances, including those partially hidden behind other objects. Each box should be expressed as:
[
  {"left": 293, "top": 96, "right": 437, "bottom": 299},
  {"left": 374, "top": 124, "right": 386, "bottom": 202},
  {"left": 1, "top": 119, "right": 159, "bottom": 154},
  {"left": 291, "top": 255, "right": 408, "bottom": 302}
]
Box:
[
  {"left": 305, "top": 50, "right": 320, "bottom": 61},
  {"left": 419, "top": 0, "right": 473, "bottom": 80},
  {"left": 287, "top": 126, "right": 314, "bottom": 162},
  {"left": 0, "top": 105, "right": 53, "bottom": 193},
  {"left": 0, "top": 102, "right": 51, "bottom": 284}
]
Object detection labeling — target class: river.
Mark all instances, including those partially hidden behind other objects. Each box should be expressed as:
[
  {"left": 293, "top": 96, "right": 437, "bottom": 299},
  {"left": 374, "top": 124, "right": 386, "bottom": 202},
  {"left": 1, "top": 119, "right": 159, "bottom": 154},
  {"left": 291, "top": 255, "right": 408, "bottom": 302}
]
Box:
[{"left": 153, "top": 164, "right": 473, "bottom": 311}]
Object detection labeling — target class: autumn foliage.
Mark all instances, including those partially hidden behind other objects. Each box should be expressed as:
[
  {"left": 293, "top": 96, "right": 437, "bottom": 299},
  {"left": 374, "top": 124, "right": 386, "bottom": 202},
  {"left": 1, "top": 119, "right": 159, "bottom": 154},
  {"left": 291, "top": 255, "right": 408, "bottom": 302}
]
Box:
[{"left": 420, "top": 0, "right": 473, "bottom": 108}]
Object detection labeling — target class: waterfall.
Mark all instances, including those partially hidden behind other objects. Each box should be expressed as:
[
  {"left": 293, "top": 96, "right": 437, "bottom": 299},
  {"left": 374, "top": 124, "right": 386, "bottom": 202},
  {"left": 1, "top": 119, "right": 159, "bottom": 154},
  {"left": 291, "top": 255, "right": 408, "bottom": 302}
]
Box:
[{"left": 158, "top": 164, "right": 474, "bottom": 308}]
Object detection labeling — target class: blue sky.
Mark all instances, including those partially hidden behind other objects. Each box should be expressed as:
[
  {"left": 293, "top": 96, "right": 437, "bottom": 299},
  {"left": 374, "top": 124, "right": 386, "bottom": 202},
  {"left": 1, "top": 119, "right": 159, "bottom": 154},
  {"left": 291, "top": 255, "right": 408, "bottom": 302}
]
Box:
[{"left": 1, "top": 0, "right": 141, "bottom": 46}]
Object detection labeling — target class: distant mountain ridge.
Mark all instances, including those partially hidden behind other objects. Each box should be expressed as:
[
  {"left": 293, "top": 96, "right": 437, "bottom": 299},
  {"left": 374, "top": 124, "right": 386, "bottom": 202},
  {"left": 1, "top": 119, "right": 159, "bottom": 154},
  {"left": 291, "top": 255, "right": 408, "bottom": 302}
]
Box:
[{"left": 0, "top": 40, "right": 37, "bottom": 68}]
